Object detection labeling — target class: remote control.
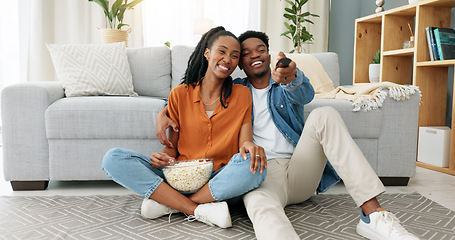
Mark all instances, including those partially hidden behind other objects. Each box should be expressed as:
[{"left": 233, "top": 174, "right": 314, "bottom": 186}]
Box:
[{"left": 275, "top": 57, "right": 292, "bottom": 69}]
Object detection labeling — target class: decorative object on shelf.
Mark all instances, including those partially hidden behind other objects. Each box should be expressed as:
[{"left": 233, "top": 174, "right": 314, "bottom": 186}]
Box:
[
  {"left": 408, "top": 0, "right": 423, "bottom": 4},
  {"left": 280, "top": 0, "right": 319, "bottom": 53},
  {"left": 89, "top": 0, "right": 144, "bottom": 47},
  {"left": 403, "top": 37, "right": 415, "bottom": 48},
  {"left": 403, "top": 23, "right": 415, "bottom": 49},
  {"left": 369, "top": 50, "right": 381, "bottom": 83},
  {"left": 375, "top": 0, "right": 384, "bottom": 13},
  {"left": 164, "top": 41, "right": 171, "bottom": 48}
]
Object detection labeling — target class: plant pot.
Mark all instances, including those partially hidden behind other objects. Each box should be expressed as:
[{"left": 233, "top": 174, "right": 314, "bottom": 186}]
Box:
[
  {"left": 99, "top": 28, "right": 130, "bottom": 47},
  {"left": 369, "top": 64, "right": 380, "bottom": 83}
]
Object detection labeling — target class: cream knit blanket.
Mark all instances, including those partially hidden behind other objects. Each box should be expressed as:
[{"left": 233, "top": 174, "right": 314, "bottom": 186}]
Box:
[
  {"left": 288, "top": 53, "right": 421, "bottom": 112},
  {"left": 315, "top": 82, "right": 421, "bottom": 112}
]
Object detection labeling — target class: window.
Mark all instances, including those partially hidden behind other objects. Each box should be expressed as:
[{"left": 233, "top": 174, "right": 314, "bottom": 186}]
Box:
[{"left": 142, "top": 0, "right": 261, "bottom": 47}]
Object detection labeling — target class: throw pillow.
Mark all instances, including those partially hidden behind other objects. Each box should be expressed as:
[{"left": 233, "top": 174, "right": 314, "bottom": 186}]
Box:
[
  {"left": 271, "top": 52, "right": 335, "bottom": 94},
  {"left": 47, "top": 42, "right": 137, "bottom": 97}
]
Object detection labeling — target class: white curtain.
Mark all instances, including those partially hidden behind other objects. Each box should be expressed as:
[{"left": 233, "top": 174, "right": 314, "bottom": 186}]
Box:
[
  {"left": 261, "top": 0, "right": 330, "bottom": 53},
  {"left": 20, "top": 0, "right": 102, "bottom": 82},
  {"left": 305, "top": 0, "right": 330, "bottom": 53},
  {"left": 142, "top": 0, "right": 261, "bottom": 47},
  {"left": 2, "top": 0, "right": 143, "bottom": 84},
  {"left": 0, "top": 1, "right": 20, "bottom": 89}
]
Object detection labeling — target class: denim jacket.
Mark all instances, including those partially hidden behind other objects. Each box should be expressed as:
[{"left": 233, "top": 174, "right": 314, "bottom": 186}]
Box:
[{"left": 233, "top": 68, "right": 340, "bottom": 193}]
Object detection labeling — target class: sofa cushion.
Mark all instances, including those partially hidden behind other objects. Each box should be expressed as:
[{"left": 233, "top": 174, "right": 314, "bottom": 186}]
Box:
[
  {"left": 45, "top": 96, "right": 165, "bottom": 139},
  {"left": 47, "top": 42, "right": 137, "bottom": 97},
  {"left": 171, "top": 45, "right": 194, "bottom": 89},
  {"left": 311, "top": 52, "right": 340, "bottom": 87},
  {"left": 304, "top": 99, "right": 383, "bottom": 138},
  {"left": 127, "top": 46, "right": 171, "bottom": 98}
]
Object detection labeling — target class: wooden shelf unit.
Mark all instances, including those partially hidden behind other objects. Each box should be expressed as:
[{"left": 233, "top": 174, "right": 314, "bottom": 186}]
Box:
[{"left": 353, "top": 0, "right": 455, "bottom": 175}]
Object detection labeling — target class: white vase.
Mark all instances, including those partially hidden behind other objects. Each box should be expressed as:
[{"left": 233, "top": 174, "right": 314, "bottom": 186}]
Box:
[{"left": 369, "top": 64, "right": 380, "bottom": 83}]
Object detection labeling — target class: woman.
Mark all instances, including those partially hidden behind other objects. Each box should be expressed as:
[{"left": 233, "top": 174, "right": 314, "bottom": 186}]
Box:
[{"left": 102, "top": 27, "right": 267, "bottom": 229}]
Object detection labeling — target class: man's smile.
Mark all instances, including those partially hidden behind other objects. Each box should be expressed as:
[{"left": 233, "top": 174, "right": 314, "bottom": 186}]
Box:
[{"left": 251, "top": 60, "right": 264, "bottom": 68}]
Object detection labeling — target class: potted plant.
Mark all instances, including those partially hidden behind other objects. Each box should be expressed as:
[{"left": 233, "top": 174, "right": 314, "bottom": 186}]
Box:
[
  {"left": 369, "top": 50, "right": 381, "bottom": 83},
  {"left": 280, "top": 0, "right": 319, "bottom": 53},
  {"left": 88, "top": 0, "right": 144, "bottom": 46}
]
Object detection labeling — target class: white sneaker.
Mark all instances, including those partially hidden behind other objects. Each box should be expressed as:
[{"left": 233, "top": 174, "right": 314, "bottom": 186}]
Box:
[
  {"left": 140, "top": 198, "right": 179, "bottom": 219},
  {"left": 356, "top": 208, "right": 420, "bottom": 240},
  {"left": 190, "top": 201, "right": 232, "bottom": 228}
]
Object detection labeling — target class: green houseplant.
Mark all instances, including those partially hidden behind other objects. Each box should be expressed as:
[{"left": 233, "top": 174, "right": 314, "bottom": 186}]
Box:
[
  {"left": 281, "top": 0, "right": 319, "bottom": 53},
  {"left": 372, "top": 49, "right": 381, "bottom": 64},
  {"left": 89, "top": 0, "right": 144, "bottom": 30},
  {"left": 89, "top": 0, "right": 144, "bottom": 46}
]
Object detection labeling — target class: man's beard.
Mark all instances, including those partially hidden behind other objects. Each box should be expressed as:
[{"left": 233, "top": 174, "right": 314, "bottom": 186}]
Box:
[{"left": 253, "top": 69, "right": 269, "bottom": 78}]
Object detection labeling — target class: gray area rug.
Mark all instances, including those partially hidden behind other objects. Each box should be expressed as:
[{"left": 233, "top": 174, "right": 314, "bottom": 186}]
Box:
[{"left": 1, "top": 193, "right": 454, "bottom": 240}]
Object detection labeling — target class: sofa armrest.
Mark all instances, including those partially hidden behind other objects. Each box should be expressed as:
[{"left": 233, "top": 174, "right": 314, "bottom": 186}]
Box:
[
  {"left": 1, "top": 82, "right": 64, "bottom": 181},
  {"left": 377, "top": 88, "right": 420, "bottom": 177},
  {"left": 306, "top": 85, "right": 420, "bottom": 179}
]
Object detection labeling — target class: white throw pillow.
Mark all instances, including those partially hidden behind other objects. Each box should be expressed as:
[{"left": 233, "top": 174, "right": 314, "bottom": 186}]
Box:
[{"left": 47, "top": 42, "right": 137, "bottom": 97}]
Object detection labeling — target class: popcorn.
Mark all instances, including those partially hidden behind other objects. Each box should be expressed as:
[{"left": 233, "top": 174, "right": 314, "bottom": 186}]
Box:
[{"left": 162, "top": 159, "right": 213, "bottom": 193}]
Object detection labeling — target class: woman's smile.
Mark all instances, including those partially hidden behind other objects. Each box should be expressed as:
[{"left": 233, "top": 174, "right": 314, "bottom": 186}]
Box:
[{"left": 218, "top": 64, "right": 230, "bottom": 72}]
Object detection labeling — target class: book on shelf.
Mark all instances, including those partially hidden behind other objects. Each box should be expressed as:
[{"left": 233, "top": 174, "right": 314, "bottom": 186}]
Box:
[
  {"left": 425, "top": 27, "right": 439, "bottom": 61},
  {"left": 434, "top": 27, "right": 455, "bottom": 60}
]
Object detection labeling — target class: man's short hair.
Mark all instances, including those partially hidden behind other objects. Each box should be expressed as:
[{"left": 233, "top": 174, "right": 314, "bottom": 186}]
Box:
[{"left": 238, "top": 30, "right": 270, "bottom": 51}]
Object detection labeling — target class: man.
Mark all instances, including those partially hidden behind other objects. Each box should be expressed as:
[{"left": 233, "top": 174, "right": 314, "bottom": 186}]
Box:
[{"left": 156, "top": 30, "right": 419, "bottom": 240}]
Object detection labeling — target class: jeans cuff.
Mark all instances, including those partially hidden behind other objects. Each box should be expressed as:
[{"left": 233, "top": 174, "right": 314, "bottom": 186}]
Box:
[{"left": 144, "top": 178, "right": 164, "bottom": 199}]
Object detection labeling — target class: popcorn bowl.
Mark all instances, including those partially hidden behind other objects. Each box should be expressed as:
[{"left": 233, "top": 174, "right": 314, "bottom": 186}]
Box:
[{"left": 162, "top": 159, "right": 214, "bottom": 193}]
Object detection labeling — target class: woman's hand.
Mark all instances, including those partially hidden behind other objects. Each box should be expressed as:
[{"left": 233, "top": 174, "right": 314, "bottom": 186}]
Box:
[
  {"left": 240, "top": 141, "right": 267, "bottom": 174},
  {"left": 156, "top": 106, "right": 179, "bottom": 148},
  {"left": 150, "top": 152, "right": 175, "bottom": 168}
]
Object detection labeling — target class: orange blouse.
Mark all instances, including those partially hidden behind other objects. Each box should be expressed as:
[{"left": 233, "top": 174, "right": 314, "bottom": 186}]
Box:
[{"left": 168, "top": 83, "right": 252, "bottom": 171}]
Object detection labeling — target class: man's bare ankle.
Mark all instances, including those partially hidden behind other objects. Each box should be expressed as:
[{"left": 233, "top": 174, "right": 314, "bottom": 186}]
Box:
[{"left": 360, "top": 197, "right": 381, "bottom": 215}]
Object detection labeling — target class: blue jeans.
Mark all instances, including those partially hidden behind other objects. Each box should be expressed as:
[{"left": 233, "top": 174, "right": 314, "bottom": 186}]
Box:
[{"left": 102, "top": 148, "right": 267, "bottom": 200}]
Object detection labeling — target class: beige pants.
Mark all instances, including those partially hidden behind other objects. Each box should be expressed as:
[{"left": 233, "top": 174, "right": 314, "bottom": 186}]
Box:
[{"left": 243, "top": 106, "right": 386, "bottom": 240}]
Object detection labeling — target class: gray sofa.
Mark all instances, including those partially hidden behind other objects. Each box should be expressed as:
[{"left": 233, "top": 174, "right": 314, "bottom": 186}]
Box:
[{"left": 1, "top": 45, "right": 420, "bottom": 190}]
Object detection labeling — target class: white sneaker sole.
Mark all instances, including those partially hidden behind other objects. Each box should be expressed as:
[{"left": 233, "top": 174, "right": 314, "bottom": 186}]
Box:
[{"left": 356, "top": 222, "right": 386, "bottom": 240}]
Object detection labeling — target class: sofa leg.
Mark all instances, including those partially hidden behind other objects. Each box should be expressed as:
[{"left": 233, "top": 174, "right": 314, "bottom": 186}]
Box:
[
  {"left": 379, "top": 177, "right": 409, "bottom": 186},
  {"left": 10, "top": 181, "right": 49, "bottom": 191}
]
